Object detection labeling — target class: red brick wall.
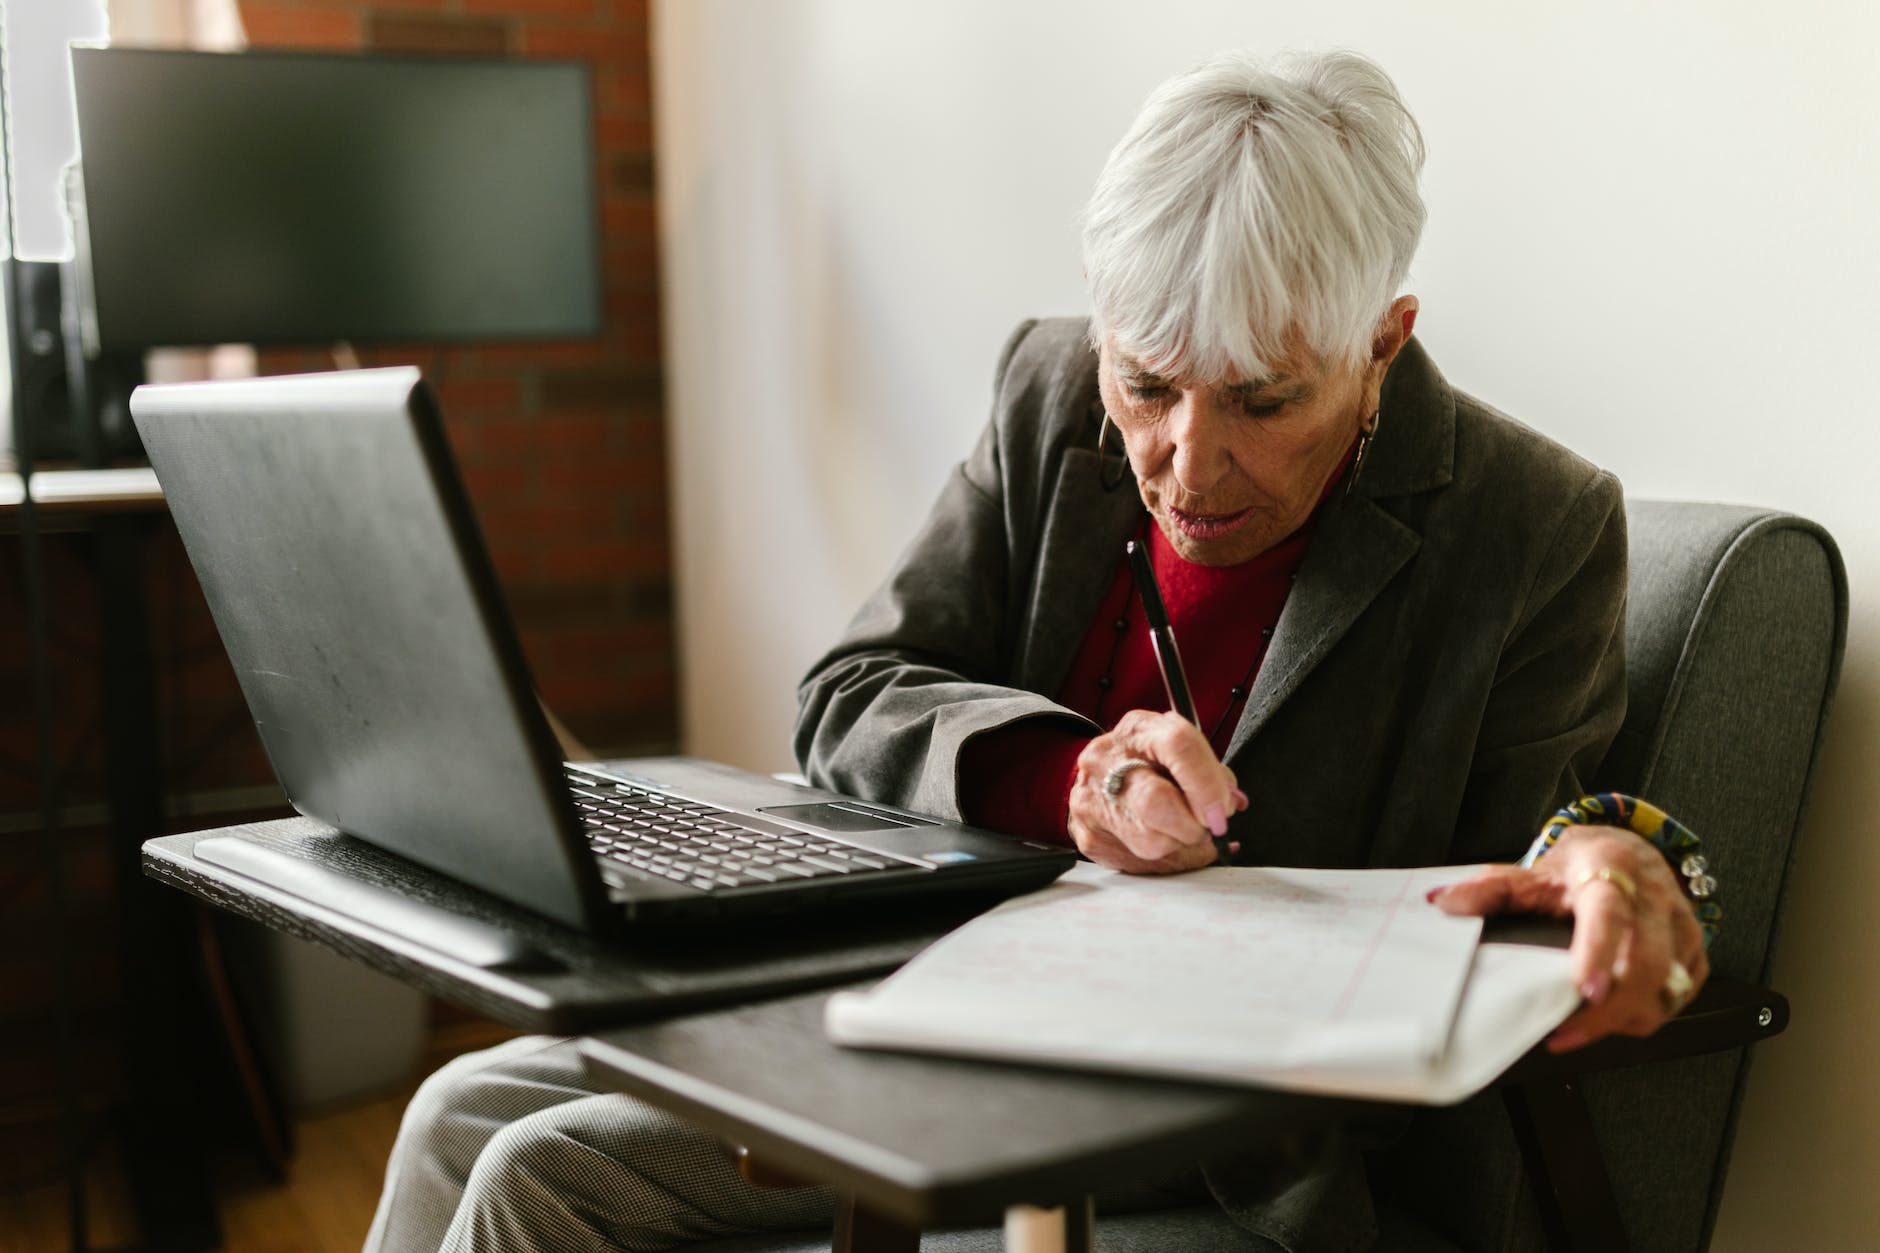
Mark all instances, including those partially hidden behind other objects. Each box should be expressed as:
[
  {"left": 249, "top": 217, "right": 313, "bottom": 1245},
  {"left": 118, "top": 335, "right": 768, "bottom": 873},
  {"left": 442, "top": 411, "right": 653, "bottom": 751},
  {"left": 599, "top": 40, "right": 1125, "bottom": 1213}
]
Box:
[
  {"left": 0, "top": 0, "right": 671, "bottom": 821},
  {"left": 232, "top": 0, "right": 675, "bottom": 756},
  {"left": 0, "top": 0, "right": 670, "bottom": 1133}
]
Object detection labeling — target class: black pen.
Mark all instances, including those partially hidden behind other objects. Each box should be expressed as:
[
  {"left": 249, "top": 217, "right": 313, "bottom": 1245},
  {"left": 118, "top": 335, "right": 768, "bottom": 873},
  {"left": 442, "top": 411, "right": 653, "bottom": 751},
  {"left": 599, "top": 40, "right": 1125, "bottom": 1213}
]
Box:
[{"left": 1125, "top": 539, "right": 1237, "bottom": 862}]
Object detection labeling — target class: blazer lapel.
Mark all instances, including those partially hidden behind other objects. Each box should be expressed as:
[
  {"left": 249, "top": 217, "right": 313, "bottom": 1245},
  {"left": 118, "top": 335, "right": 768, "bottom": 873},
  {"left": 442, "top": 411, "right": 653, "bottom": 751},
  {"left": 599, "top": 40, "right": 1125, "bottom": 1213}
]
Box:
[
  {"left": 1014, "top": 443, "right": 1144, "bottom": 697},
  {"left": 1222, "top": 491, "right": 1420, "bottom": 760},
  {"left": 1218, "top": 335, "right": 1462, "bottom": 761}
]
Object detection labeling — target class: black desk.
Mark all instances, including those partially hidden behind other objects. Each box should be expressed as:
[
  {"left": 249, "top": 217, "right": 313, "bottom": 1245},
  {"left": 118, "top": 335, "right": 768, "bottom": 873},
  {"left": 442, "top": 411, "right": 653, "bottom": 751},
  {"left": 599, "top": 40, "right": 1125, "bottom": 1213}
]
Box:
[
  {"left": 5, "top": 467, "right": 233, "bottom": 1250},
  {"left": 578, "top": 986, "right": 1360, "bottom": 1252},
  {"left": 145, "top": 817, "right": 1362, "bottom": 1253},
  {"left": 0, "top": 465, "right": 165, "bottom": 513},
  {"left": 144, "top": 817, "right": 1789, "bottom": 1253},
  {"left": 144, "top": 818, "right": 1004, "bottom": 1034},
  {"left": 573, "top": 974, "right": 1785, "bottom": 1253}
]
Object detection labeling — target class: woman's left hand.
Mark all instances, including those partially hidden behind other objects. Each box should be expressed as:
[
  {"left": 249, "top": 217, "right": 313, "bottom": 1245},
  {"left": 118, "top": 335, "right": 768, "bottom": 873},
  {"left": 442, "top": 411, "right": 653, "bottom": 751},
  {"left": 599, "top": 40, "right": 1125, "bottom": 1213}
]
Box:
[{"left": 1428, "top": 825, "right": 1708, "bottom": 1052}]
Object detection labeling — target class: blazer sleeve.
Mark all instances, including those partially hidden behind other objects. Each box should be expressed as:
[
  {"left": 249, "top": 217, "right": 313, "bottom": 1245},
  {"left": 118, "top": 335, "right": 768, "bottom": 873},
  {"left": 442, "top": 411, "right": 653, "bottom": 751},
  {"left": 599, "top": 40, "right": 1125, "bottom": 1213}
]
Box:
[
  {"left": 793, "top": 321, "right": 1098, "bottom": 820},
  {"left": 1446, "top": 467, "right": 1629, "bottom": 864}
]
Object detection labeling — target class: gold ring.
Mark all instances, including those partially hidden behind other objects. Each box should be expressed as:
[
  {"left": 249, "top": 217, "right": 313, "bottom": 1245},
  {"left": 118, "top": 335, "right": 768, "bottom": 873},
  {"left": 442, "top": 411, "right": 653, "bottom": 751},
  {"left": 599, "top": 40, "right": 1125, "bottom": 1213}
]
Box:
[
  {"left": 1662, "top": 960, "right": 1695, "bottom": 1014},
  {"left": 1575, "top": 865, "right": 1639, "bottom": 904}
]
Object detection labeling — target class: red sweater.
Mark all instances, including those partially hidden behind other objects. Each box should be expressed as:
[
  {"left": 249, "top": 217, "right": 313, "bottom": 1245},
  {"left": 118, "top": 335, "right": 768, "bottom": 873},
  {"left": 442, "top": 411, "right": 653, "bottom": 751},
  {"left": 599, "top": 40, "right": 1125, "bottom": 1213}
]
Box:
[{"left": 959, "top": 516, "right": 1313, "bottom": 844}]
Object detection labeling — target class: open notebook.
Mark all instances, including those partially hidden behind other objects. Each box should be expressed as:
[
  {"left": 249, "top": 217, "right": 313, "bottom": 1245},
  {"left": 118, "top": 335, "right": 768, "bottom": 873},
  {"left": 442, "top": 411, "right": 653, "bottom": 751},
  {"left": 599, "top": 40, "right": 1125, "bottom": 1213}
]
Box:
[{"left": 825, "top": 862, "right": 1582, "bottom": 1105}]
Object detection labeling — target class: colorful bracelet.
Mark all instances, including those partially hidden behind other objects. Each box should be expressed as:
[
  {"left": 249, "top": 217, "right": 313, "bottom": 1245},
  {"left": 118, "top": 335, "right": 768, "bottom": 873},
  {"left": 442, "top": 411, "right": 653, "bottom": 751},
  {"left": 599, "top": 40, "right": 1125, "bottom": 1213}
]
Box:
[{"left": 1519, "top": 792, "right": 1721, "bottom": 948}]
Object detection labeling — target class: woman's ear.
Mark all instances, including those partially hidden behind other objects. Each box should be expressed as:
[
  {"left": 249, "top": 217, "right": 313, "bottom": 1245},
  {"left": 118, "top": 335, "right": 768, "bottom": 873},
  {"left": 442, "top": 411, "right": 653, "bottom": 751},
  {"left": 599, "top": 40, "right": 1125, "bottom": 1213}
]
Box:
[{"left": 1371, "top": 295, "right": 1420, "bottom": 365}]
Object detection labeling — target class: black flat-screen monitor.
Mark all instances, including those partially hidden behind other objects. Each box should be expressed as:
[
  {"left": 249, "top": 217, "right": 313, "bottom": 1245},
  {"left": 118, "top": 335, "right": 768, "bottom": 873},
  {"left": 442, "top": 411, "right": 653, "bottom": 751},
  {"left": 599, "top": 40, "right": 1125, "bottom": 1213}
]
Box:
[{"left": 71, "top": 46, "right": 601, "bottom": 350}]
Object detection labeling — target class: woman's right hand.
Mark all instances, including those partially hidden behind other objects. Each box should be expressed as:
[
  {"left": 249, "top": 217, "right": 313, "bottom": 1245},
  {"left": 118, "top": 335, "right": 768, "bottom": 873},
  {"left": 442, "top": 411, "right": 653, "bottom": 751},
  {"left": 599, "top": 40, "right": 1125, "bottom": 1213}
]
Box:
[{"left": 1065, "top": 709, "right": 1245, "bottom": 874}]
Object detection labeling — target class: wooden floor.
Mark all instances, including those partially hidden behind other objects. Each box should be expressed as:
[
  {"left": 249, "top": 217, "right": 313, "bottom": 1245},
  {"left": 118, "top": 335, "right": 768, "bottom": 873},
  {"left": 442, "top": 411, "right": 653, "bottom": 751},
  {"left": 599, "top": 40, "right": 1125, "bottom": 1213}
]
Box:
[
  {"left": 226, "top": 1091, "right": 410, "bottom": 1253},
  {"left": 3, "top": 1020, "right": 518, "bottom": 1253}
]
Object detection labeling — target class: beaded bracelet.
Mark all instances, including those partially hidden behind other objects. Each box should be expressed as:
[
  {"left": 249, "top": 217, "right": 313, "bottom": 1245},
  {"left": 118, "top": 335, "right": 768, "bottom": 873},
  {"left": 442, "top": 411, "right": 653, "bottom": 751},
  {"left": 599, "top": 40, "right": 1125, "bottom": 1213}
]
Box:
[{"left": 1519, "top": 792, "right": 1721, "bottom": 948}]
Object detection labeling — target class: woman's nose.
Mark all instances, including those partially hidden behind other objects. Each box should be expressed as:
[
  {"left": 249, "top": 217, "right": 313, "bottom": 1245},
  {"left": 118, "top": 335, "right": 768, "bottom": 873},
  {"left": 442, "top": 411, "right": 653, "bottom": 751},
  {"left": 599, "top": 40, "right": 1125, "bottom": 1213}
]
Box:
[{"left": 1168, "top": 395, "right": 1230, "bottom": 496}]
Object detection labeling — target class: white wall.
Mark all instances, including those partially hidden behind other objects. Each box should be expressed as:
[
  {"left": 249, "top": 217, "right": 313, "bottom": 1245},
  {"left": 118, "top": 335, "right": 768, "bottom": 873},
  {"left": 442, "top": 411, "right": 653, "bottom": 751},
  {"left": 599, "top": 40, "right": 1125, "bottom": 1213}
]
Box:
[
  {"left": 653, "top": 2, "right": 1880, "bottom": 1245},
  {"left": 1, "top": 0, "right": 110, "bottom": 261}
]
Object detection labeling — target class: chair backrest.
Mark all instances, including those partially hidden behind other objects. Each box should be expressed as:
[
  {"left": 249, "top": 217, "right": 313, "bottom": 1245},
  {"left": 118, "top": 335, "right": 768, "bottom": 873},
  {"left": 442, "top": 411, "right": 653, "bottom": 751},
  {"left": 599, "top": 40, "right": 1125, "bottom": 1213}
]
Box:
[
  {"left": 1397, "top": 500, "right": 1847, "bottom": 1253},
  {"left": 1601, "top": 500, "right": 1846, "bottom": 986},
  {"left": 1589, "top": 501, "right": 1845, "bottom": 1253}
]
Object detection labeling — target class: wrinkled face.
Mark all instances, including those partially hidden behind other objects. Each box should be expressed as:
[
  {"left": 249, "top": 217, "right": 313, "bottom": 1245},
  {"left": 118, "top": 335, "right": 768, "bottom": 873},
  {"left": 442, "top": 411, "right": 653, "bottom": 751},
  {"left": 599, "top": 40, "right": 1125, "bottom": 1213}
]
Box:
[{"left": 1097, "top": 339, "right": 1385, "bottom": 566}]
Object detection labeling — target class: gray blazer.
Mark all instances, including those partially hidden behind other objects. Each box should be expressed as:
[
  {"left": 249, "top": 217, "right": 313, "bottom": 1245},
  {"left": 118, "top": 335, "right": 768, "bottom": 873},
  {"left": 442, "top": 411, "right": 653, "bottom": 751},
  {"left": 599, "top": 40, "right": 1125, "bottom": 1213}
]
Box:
[{"left": 794, "top": 317, "right": 1628, "bottom": 1249}]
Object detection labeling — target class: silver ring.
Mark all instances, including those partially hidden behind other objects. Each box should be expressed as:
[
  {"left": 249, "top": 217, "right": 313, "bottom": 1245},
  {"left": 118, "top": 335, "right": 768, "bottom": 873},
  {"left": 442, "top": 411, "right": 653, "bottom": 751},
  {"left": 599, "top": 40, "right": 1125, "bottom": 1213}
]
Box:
[
  {"left": 1101, "top": 758, "right": 1156, "bottom": 800},
  {"left": 1662, "top": 960, "right": 1695, "bottom": 1014}
]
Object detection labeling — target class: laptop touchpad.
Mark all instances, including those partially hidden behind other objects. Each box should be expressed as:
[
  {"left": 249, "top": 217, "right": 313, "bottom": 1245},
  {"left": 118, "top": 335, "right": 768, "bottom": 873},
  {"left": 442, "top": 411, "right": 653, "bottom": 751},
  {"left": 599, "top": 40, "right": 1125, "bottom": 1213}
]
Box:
[{"left": 759, "top": 802, "right": 918, "bottom": 832}]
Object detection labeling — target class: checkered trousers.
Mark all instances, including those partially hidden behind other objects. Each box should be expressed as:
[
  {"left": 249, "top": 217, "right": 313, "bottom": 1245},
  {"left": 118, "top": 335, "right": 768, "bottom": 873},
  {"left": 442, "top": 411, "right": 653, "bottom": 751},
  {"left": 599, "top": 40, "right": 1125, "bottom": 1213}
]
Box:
[{"left": 363, "top": 1034, "right": 838, "bottom": 1252}]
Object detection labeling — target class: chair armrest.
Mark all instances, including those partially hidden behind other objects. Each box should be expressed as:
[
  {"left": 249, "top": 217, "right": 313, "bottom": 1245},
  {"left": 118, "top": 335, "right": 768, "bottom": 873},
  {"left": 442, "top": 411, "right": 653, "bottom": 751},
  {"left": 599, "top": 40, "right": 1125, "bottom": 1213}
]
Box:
[{"left": 1495, "top": 976, "right": 1787, "bottom": 1086}]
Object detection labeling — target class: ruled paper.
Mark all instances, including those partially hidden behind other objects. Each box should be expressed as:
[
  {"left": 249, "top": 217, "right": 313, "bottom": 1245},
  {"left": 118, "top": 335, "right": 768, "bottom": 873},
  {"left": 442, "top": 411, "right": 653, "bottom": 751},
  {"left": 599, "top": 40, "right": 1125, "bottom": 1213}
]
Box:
[{"left": 826, "top": 861, "right": 1579, "bottom": 1104}]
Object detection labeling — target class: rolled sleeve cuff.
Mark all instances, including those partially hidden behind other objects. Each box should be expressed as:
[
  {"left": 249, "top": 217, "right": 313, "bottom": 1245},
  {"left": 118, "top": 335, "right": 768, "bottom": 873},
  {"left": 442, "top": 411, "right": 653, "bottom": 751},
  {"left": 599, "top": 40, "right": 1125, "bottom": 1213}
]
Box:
[{"left": 958, "top": 721, "right": 1091, "bottom": 846}]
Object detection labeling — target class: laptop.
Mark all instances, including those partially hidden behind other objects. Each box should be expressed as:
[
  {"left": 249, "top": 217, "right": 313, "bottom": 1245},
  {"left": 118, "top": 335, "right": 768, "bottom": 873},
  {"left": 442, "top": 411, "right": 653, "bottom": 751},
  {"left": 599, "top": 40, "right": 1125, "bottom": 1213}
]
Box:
[{"left": 130, "top": 367, "right": 1074, "bottom": 938}]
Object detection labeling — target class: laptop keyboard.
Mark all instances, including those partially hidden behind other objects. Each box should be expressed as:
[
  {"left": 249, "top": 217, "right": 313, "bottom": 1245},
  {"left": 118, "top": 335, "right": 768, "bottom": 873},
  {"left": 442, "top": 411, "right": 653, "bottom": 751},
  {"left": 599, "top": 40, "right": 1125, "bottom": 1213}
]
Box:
[{"left": 567, "top": 772, "right": 906, "bottom": 893}]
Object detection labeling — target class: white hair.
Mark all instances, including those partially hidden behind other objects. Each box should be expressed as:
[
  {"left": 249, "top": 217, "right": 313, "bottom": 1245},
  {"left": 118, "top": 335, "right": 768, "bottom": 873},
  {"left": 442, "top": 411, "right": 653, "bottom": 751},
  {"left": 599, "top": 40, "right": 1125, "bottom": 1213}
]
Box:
[{"left": 1082, "top": 49, "right": 1426, "bottom": 382}]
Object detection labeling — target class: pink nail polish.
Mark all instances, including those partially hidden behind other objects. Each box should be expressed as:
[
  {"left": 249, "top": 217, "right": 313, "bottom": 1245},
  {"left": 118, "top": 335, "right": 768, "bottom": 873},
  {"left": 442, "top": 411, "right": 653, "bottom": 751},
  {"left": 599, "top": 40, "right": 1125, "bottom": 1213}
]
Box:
[
  {"left": 1581, "top": 972, "right": 1614, "bottom": 1005},
  {"left": 1231, "top": 787, "right": 1250, "bottom": 809},
  {"left": 1424, "top": 886, "right": 1444, "bottom": 903},
  {"left": 1205, "top": 804, "right": 1227, "bottom": 836}
]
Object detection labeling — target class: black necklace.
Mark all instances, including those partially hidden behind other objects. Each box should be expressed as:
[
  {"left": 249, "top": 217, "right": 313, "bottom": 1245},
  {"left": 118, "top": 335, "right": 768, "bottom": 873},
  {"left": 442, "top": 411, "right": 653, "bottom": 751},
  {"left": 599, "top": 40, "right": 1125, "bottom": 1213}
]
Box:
[{"left": 1091, "top": 584, "right": 1276, "bottom": 751}]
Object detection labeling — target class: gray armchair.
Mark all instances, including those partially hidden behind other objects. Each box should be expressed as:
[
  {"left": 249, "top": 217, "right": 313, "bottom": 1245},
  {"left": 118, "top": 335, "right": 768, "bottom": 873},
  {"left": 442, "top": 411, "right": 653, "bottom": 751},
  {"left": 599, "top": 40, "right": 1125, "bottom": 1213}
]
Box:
[
  {"left": 718, "top": 500, "right": 1846, "bottom": 1253},
  {"left": 1389, "top": 501, "right": 1845, "bottom": 1253}
]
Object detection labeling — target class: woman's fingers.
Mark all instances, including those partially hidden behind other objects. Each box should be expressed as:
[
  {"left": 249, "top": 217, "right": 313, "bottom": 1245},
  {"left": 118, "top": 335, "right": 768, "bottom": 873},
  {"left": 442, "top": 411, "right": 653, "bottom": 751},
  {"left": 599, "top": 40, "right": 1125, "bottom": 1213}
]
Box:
[
  {"left": 1428, "top": 864, "right": 1563, "bottom": 918},
  {"left": 1067, "top": 710, "right": 1242, "bottom": 872},
  {"left": 1129, "top": 712, "right": 1239, "bottom": 837},
  {"left": 1102, "top": 709, "right": 1238, "bottom": 841},
  {"left": 1541, "top": 828, "right": 1705, "bottom": 1051},
  {"left": 1430, "top": 860, "right": 1637, "bottom": 1005},
  {"left": 1429, "top": 826, "right": 1711, "bottom": 1053},
  {"left": 1115, "top": 770, "right": 1212, "bottom": 858},
  {"left": 1075, "top": 820, "right": 1218, "bottom": 874},
  {"left": 1549, "top": 900, "right": 1675, "bottom": 1050},
  {"left": 1066, "top": 797, "right": 1217, "bottom": 873},
  {"left": 1564, "top": 869, "right": 1638, "bottom": 1006}
]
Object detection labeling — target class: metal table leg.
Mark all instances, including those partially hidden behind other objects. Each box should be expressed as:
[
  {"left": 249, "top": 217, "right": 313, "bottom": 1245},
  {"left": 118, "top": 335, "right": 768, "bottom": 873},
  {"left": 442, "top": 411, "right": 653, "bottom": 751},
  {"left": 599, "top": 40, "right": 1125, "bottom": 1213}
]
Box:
[
  {"left": 832, "top": 1195, "right": 920, "bottom": 1252},
  {"left": 96, "top": 516, "right": 221, "bottom": 1250}
]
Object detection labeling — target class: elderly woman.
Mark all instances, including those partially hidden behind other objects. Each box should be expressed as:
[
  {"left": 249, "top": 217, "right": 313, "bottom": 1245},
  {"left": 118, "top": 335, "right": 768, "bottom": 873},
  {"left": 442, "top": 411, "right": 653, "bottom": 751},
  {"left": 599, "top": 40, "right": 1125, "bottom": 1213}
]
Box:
[{"left": 366, "top": 49, "right": 1713, "bottom": 1253}]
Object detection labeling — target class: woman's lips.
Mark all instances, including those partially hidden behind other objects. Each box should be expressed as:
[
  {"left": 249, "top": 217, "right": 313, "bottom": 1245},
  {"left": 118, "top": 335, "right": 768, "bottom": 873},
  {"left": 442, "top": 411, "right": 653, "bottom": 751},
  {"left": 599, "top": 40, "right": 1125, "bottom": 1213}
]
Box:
[{"left": 1166, "top": 504, "right": 1255, "bottom": 540}]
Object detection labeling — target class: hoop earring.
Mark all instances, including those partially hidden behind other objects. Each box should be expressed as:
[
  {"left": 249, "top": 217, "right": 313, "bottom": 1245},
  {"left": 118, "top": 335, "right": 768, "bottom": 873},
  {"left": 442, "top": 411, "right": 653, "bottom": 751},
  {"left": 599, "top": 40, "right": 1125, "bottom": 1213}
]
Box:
[
  {"left": 1096, "top": 411, "right": 1129, "bottom": 491},
  {"left": 1346, "top": 409, "right": 1380, "bottom": 497}
]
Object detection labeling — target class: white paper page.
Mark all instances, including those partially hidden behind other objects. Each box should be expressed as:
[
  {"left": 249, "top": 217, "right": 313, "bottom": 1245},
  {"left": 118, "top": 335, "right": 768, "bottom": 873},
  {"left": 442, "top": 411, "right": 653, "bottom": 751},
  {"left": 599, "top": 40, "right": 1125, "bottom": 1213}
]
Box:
[
  {"left": 1264, "top": 937, "right": 1580, "bottom": 1105},
  {"left": 826, "top": 862, "right": 1484, "bottom": 1085}
]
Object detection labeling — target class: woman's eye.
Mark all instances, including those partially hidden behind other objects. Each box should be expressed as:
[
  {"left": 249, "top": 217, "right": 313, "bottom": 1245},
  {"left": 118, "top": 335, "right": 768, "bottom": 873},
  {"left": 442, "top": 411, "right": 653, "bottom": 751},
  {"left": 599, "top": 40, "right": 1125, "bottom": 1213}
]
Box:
[
  {"left": 1124, "top": 382, "right": 1170, "bottom": 401},
  {"left": 1240, "top": 398, "right": 1286, "bottom": 418}
]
